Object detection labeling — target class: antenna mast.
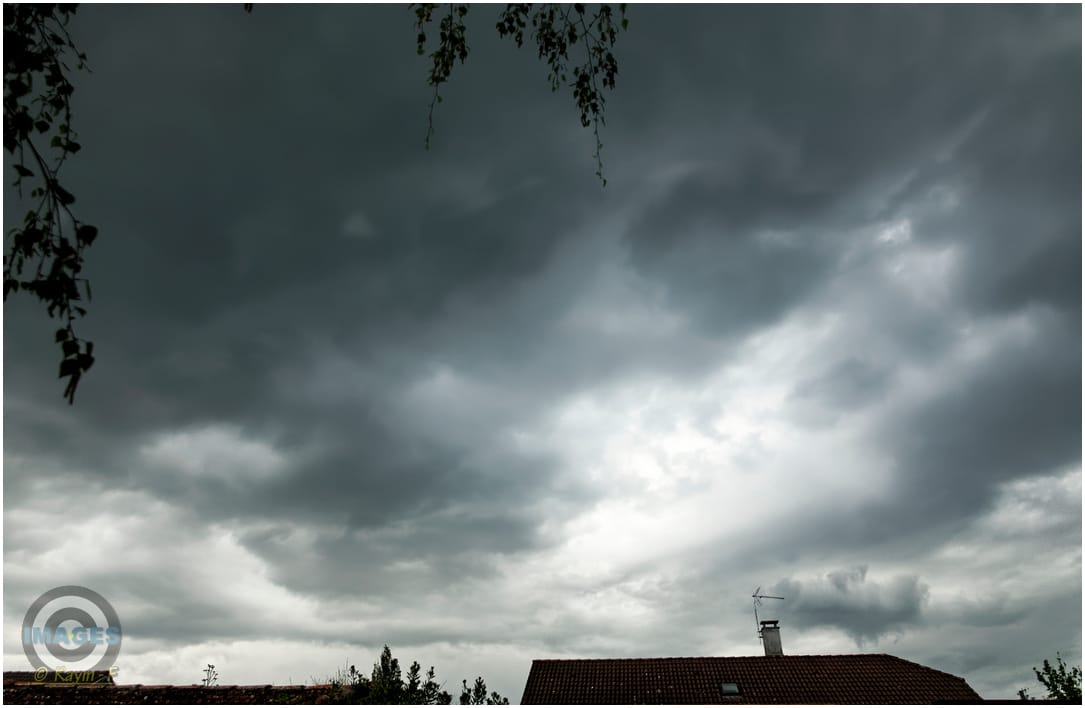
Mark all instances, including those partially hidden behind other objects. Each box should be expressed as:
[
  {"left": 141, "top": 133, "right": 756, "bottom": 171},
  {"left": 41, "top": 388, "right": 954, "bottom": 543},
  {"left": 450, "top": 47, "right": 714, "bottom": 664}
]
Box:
[{"left": 751, "top": 586, "right": 785, "bottom": 645}]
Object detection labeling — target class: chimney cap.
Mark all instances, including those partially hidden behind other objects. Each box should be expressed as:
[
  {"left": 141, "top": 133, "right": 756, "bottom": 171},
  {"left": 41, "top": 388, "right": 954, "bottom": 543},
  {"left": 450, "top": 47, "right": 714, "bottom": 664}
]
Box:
[{"left": 760, "top": 620, "right": 783, "bottom": 656}]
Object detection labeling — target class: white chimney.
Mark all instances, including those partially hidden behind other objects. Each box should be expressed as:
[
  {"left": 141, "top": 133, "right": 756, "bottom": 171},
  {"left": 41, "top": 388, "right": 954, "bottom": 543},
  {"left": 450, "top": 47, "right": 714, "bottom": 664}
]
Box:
[{"left": 760, "top": 620, "right": 783, "bottom": 656}]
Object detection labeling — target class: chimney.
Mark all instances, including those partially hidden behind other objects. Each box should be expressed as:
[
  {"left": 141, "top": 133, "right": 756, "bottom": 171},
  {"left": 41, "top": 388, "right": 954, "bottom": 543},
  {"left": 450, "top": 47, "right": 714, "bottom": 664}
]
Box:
[{"left": 760, "top": 620, "right": 783, "bottom": 656}]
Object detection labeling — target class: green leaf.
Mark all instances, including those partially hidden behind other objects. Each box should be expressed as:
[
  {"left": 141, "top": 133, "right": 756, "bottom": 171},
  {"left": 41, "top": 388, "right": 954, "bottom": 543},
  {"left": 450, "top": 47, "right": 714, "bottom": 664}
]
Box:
[
  {"left": 59, "top": 358, "right": 79, "bottom": 379},
  {"left": 14, "top": 164, "right": 34, "bottom": 178},
  {"left": 13, "top": 110, "right": 33, "bottom": 137},
  {"left": 54, "top": 184, "right": 76, "bottom": 205},
  {"left": 55, "top": 328, "right": 68, "bottom": 343},
  {"left": 62, "top": 340, "right": 79, "bottom": 357},
  {"left": 76, "top": 224, "right": 98, "bottom": 245}
]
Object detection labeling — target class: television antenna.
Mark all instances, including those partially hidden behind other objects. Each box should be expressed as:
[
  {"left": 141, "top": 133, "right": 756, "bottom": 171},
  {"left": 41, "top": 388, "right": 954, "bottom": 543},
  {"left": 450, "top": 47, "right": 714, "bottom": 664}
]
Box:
[{"left": 751, "top": 586, "right": 785, "bottom": 644}]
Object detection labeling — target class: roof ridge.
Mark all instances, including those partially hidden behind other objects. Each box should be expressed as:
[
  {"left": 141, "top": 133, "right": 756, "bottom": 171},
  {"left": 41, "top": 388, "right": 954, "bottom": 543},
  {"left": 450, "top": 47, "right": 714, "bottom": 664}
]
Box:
[{"left": 531, "top": 652, "right": 914, "bottom": 661}]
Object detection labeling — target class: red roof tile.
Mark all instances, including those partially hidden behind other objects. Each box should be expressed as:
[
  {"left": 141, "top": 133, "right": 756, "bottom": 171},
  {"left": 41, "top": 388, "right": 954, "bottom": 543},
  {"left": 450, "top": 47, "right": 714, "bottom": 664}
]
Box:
[{"left": 520, "top": 654, "right": 982, "bottom": 704}]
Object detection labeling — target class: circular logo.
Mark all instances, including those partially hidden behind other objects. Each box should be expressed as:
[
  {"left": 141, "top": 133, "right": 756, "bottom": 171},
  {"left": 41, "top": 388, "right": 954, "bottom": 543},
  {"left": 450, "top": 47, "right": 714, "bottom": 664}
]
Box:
[{"left": 21, "top": 586, "right": 122, "bottom": 672}]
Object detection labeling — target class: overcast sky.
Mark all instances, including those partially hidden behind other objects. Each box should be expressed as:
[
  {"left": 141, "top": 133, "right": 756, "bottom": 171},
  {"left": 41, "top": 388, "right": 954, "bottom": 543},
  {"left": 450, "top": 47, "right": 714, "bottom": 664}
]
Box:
[{"left": 3, "top": 3, "right": 1081, "bottom": 701}]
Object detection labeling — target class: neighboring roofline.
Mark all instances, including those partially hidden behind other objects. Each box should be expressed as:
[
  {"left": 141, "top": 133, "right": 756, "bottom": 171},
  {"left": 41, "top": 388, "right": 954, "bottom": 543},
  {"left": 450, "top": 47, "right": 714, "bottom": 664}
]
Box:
[{"left": 521, "top": 652, "right": 982, "bottom": 704}]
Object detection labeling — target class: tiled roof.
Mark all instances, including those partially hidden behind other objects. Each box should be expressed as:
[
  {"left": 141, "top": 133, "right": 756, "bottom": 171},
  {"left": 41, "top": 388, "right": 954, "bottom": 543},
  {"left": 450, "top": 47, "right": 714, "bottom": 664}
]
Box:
[
  {"left": 4, "top": 670, "right": 114, "bottom": 687},
  {"left": 520, "top": 654, "right": 983, "bottom": 704},
  {"left": 2, "top": 679, "right": 336, "bottom": 705}
]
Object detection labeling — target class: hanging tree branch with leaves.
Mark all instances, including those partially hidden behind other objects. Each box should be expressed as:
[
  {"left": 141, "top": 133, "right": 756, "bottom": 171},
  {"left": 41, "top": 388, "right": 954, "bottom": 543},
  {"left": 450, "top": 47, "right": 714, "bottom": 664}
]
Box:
[
  {"left": 4, "top": 2, "right": 97, "bottom": 404},
  {"left": 413, "top": 2, "right": 628, "bottom": 185},
  {"left": 5, "top": 3, "right": 629, "bottom": 405}
]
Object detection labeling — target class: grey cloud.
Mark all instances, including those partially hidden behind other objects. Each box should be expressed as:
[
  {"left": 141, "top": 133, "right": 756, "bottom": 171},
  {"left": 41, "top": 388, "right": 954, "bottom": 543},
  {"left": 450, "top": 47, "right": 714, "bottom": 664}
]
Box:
[
  {"left": 774, "top": 566, "right": 930, "bottom": 645},
  {"left": 940, "top": 596, "right": 1029, "bottom": 630},
  {"left": 885, "top": 25, "right": 1080, "bottom": 320},
  {"left": 605, "top": 6, "right": 1069, "bottom": 347},
  {"left": 622, "top": 168, "right": 841, "bottom": 339},
  {"left": 790, "top": 357, "right": 893, "bottom": 423},
  {"left": 4, "top": 2, "right": 613, "bottom": 573},
  {"left": 3, "top": 4, "right": 1080, "bottom": 699},
  {"left": 762, "top": 301, "right": 1080, "bottom": 559},
  {"left": 610, "top": 3, "right": 1078, "bottom": 349},
  {"left": 882, "top": 313, "right": 1080, "bottom": 529},
  {"left": 922, "top": 589, "right": 1082, "bottom": 697}
]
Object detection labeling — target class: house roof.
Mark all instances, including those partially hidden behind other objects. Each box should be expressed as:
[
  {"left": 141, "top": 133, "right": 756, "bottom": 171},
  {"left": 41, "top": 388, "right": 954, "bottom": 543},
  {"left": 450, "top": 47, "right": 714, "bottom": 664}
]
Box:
[
  {"left": 3, "top": 670, "right": 115, "bottom": 687},
  {"left": 520, "top": 654, "right": 983, "bottom": 704}
]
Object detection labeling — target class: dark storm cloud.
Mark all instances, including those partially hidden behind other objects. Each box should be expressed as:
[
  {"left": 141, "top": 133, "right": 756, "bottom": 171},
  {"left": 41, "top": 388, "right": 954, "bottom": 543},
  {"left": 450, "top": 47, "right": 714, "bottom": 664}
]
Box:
[
  {"left": 623, "top": 167, "right": 841, "bottom": 339},
  {"left": 234, "top": 509, "right": 538, "bottom": 607},
  {"left": 942, "top": 595, "right": 1028, "bottom": 630},
  {"left": 4, "top": 3, "right": 607, "bottom": 579},
  {"left": 9, "top": 2, "right": 1076, "bottom": 437},
  {"left": 774, "top": 566, "right": 929, "bottom": 645},
  {"left": 2, "top": 2, "right": 616, "bottom": 437},
  {"left": 611, "top": 4, "right": 1080, "bottom": 560},
  {"left": 898, "top": 54, "right": 1081, "bottom": 320},
  {"left": 761, "top": 308, "right": 1081, "bottom": 564},
  {"left": 877, "top": 309, "right": 1080, "bottom": 530},
  {"left": 612, "top": 3, "right": 1078, "bottom": 343},
  {"left": 3, "top": 3, "right": 1080, "bottom": 694},
  {"left": 791, "top": 357, "right": 892, "bottom": 411}
]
